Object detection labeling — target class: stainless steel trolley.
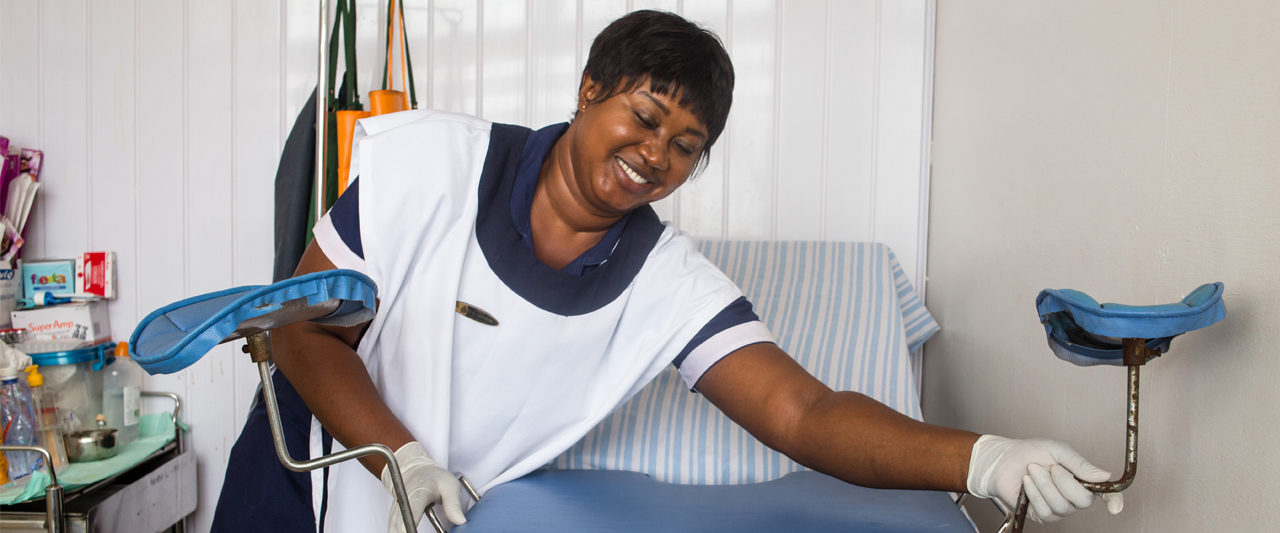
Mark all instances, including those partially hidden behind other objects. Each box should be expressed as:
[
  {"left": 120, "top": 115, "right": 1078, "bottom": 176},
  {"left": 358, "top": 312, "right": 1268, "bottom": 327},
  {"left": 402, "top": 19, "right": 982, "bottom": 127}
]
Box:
[{"left": 0, "top": 392, "right": 192, "bottom": 533}]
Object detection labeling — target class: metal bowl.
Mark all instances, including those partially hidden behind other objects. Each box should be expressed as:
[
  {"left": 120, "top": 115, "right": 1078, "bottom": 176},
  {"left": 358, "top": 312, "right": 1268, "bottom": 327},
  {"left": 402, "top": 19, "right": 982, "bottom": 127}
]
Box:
[{"left": 64, "top": 428, "right": 119, "bottom": 462}]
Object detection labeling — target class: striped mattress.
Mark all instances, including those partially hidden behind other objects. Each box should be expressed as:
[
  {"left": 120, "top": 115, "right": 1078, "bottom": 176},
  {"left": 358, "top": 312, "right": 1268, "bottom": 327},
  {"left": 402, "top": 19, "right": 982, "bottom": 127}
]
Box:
[{"left": 550, "top": 241, "right": 940, "bottom": 485}]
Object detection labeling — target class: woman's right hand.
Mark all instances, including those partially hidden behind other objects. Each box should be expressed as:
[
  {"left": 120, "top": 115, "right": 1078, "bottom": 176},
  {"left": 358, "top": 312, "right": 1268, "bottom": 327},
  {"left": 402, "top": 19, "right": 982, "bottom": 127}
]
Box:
[{"left": 382, "top": 441, "right": 467, "bottom": 533}]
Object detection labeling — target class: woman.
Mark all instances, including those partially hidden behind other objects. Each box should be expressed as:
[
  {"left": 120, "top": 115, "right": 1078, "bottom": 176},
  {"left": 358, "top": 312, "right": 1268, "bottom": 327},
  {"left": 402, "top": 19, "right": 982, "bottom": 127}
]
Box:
[{"left": 214, "top": 10, "right": 1119, "bottom": 532}]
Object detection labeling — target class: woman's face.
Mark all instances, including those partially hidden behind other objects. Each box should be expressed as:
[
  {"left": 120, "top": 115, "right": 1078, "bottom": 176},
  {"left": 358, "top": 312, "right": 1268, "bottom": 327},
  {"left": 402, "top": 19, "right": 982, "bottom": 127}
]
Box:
[{"left": 562, "top": 77, "right": 708, "bottom": 219}]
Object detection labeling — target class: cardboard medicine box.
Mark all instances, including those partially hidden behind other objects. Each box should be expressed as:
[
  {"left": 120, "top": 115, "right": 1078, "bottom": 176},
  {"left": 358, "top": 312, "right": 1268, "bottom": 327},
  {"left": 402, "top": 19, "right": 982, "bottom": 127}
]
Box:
[
  {"left": 76, "top": 251, "right": 116, "bottom": 299},
  {"left": 20, "top": 258, "right": 75, "bottom": 300},
  {"left": 11, "top": 301, "right": 111, "bottom": 345}
]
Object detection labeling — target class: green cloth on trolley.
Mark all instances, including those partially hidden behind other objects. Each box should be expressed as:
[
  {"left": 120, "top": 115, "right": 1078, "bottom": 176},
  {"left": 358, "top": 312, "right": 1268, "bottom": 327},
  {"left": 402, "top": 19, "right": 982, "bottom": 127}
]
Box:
[{"left": 0, "top": 412, "right": 178, "bottom": 504}]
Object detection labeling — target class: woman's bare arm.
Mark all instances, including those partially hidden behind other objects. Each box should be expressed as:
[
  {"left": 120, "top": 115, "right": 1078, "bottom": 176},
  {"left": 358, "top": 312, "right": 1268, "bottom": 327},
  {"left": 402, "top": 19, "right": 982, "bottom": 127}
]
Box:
[
  {"left": 269, "top": 241, "right": 414, "bottom": 476},
  {"left": 695, "top": 342, "right": 979, "bottom": 491}
]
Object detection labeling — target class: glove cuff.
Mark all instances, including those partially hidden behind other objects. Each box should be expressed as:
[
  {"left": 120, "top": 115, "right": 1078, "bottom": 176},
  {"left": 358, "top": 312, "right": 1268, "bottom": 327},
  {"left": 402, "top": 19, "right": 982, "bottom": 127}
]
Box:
[
  {"left": 966, "top": 434, "right": 1012, "bottom": 500},
  {"left": 380, "top": 441, "right": 439, "bottom": 492}
]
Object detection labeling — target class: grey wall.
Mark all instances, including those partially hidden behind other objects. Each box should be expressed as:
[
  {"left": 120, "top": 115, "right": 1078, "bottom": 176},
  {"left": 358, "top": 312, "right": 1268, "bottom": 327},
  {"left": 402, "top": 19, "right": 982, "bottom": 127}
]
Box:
[{"left": 926, "top": 1, "right": 1280, "bottom": 531}]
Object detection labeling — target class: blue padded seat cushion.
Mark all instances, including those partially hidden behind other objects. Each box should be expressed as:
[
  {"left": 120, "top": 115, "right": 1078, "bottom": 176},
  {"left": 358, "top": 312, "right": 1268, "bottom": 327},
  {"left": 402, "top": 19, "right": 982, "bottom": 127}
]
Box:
[
  {"left": 129, "top": 270, "right": 376, "bottom": 375},
  {"left": 454, "top": 469, "right": 973, "bottom": 533},
  {"left": 1036, "top": 282, "right": 1225, "bottom": 366}
]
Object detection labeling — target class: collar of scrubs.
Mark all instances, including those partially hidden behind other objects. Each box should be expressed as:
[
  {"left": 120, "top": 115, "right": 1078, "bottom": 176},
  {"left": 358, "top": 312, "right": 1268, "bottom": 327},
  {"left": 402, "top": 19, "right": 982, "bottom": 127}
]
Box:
[
  {"left": 509, "top": 122, "right": 632, "bottom": 276},
  {"left": 476, "top": 123, "right": 665, "bottom": 316}
]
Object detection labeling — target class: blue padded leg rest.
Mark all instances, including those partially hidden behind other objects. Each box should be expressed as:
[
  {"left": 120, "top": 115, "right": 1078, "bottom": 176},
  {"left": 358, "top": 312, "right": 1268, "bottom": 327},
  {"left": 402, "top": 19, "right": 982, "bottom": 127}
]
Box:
[
  {"left": 453, "top": 470, "right": 974, "bottom": 533},
  {"left": 1036, "top": 282, "right": 1226, "bottom": 366},
  {"left": 129, "top": 270, "right": 377, "bottom": 375}
]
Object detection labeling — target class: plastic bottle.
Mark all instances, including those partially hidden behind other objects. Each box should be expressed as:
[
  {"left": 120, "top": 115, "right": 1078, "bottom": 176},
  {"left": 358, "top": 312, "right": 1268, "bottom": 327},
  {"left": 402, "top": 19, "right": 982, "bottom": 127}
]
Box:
[
  {"left": 1, "top": 364, "right": 43, "bottom": 481},
  {"left": 26, "top": 365, "right": 68, "bottom": 470},
  {"left": 101, "top": 342, "right": 142, "bottom": 446}
]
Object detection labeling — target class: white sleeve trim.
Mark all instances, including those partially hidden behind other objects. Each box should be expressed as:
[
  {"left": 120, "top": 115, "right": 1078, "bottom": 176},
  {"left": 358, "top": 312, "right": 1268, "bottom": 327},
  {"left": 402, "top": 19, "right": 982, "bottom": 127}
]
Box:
[
  {"left": 678, "top": 320, "right": 775, "bottom": 389},
  {"left": 312, "top": 214, "right": 368, "bottom": 273}
]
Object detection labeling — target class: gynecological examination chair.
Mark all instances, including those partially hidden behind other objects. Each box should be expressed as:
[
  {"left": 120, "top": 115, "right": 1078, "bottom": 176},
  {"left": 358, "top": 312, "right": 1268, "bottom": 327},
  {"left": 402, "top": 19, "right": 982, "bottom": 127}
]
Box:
[{"left": 128, "top": 241, "right": 1224, "bottom": 532}]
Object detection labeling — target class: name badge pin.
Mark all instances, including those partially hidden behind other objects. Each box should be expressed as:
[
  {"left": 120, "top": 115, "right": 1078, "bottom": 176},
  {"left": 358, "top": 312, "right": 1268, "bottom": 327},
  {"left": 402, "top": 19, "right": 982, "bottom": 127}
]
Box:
[{"left": 455, "top": 301, "right": 499, "bottom": 326}]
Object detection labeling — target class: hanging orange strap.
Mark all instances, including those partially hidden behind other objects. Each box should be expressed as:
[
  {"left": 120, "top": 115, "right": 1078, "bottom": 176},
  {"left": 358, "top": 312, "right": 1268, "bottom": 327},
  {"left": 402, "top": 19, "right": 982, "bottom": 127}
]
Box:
[{"left": 370, "top": 0, "right": 414, "bottom": 115}]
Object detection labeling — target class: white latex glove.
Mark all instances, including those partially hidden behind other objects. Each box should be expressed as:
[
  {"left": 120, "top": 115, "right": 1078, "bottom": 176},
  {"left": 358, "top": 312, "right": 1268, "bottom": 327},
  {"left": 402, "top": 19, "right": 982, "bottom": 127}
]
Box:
[
  {"left": 381, "top": 441, "right": 467, "bottom": 533},
  {"left": 966, "top": 435, "right": 1124, "bottom": 522}
]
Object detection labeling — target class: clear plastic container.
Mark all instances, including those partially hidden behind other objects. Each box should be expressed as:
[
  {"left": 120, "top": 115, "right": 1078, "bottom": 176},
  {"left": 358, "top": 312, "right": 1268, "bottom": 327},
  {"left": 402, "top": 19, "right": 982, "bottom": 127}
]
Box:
[
  {"left": 102, "top": 342, "right": 142, "bottom": 446},
  {"left": 1, "top": 372, "right": 43, "bottom": 481},
  {"left": 23, "top": 340, "right": 112, "bottom": 434}
]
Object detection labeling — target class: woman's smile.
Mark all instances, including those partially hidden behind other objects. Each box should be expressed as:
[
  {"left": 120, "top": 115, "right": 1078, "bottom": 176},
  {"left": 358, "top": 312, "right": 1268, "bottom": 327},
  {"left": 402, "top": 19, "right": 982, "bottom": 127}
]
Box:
[{"left": 616, "top": 157, "right": 650, "bottom": 185}]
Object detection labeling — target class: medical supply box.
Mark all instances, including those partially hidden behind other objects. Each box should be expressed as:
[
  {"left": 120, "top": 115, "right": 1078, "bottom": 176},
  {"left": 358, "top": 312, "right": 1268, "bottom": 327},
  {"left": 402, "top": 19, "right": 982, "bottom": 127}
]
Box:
[
  {"left": 76, "top": 251, "right": 117, "bottom": 299},
  {"left": 10, "top": 300, "right": 111, "bottom": 345},
  {"left": 20, "top": 258, "right": 75, "bottom": 300}
]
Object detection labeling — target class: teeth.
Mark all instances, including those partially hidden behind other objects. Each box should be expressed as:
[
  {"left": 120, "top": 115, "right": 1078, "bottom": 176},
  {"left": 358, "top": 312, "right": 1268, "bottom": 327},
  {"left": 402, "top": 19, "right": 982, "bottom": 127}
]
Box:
[{"left": 617, "top": 158, "right": 648, "bottom": 185}]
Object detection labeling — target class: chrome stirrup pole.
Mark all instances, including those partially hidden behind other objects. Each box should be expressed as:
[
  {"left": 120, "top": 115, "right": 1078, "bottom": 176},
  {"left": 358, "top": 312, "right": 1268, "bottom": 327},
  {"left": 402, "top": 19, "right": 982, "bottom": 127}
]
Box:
[
  {"left": 243, "top": 332, "right": 417, "bottom": 533},
  {"left": 315, "top": 0, "right": 329, "bottom": 222},
  {"left": 425, "top": 476, "right": 482, "bottom": 533},
  {"left": 997, "top": 339, "right": 1151, "bottom": 532}
]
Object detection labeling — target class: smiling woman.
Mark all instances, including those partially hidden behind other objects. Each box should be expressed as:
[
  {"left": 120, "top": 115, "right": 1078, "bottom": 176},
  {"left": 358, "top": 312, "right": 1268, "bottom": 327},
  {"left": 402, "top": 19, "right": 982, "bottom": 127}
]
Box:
[
  {"left": 212, "top": 11, "right": 767, "bottom": 533},
  {"left": 533, "top": 9, "right": 733, "bottom": 269},
  {"left": 210, "top": 9, "right": 1116, "bottom": 533}
]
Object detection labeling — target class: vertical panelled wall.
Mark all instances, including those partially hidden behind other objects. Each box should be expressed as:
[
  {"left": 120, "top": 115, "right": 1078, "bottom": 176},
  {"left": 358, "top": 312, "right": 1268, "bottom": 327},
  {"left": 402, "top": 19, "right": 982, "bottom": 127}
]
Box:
[
  {"left": 286, "top": 0, "right": 934, "bottom": 286},
  {"left": 2, "top": 0, "right": 932, "bottom": 530},
  {"left": 0, "top": 1, "right": 281, "bottom": 530}
]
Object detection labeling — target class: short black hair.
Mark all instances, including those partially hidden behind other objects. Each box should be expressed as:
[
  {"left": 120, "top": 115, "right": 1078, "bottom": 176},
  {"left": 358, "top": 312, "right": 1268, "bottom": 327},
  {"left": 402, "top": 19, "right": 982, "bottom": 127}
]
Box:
[{"left": 583, "top": 10, "right": 735, "bottom": 160}]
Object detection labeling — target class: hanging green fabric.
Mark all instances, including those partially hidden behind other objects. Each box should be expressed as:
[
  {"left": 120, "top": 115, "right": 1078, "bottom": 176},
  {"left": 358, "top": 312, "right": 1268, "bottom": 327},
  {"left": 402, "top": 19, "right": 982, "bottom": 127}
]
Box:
[{"left": 307, "top": 0, "right": 365, "bottom": 238}]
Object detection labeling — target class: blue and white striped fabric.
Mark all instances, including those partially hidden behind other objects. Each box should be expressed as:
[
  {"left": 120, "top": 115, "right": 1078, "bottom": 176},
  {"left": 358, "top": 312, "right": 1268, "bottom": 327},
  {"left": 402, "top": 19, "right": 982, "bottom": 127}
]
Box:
[{"left": 550, "top": 241, "right": 940, "bottom": 485}]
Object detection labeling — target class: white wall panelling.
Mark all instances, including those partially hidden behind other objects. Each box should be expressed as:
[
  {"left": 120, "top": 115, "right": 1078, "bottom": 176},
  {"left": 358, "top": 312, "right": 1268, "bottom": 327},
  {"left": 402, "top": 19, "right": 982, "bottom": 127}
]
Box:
[
  {"left": 872, "top": 0, "right": 929, "bottom": 289},
  {"left": 1, "top": 1, "right": 283, "bottom": 530},
  {"left": 479, "top": 0, "right": 528, "bottom": 125},
  {"left": 34, "top": 0, "right": 92, "bottom": 261},
  {"left": 431, "top": 0, "right": 479, "bottom": 115},
  {"left": 0, "top": 1, "right": 933, "bottom": 529},
  {"left": 186, "top": 2, "right": 240, "bottom": 529},
  {"left": 776, "top": 0, "right": 826, "bottom": 240},
  {"left": 135, "top": 0, "right": 189, "bottom": 459}
]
